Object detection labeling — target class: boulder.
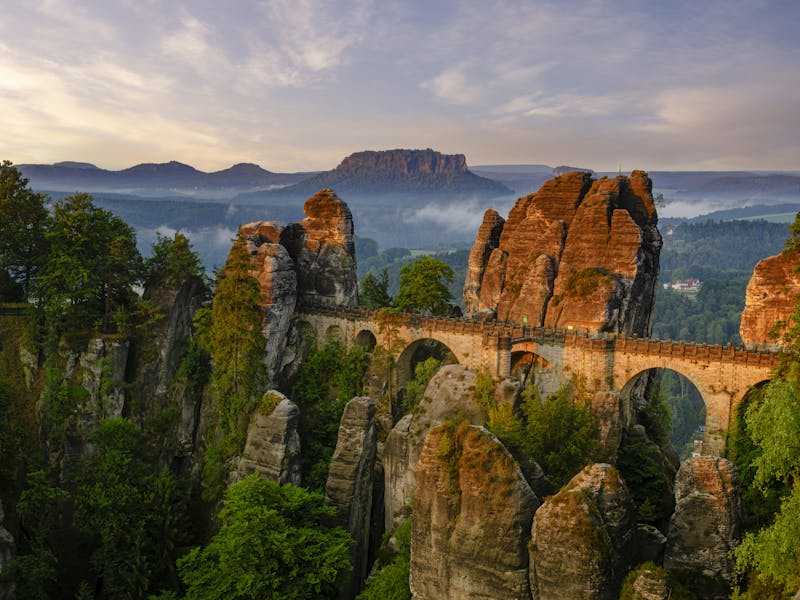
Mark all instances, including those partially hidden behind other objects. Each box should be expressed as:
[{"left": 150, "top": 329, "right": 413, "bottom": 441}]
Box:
[
  {"left": 664, "top": 456, "right": 742, "bottom": 599},
  {"left": 233, "top": 392, "right": 301, "bottom": 486},
  {"left": 410, "top": 423, "right": 538, "bottom": 599},
  {"left": 740, "top": 250, "right": 800, "bottom": 347},
  {"left": 635, "top": 524, "right": 667, "bottom": 565},
  {"left": 383, "top": 365, "right": 488, "bottom": 531},
  {"left": 627, "top": 566, "right": 670, "bottom": 600},
  {"left": 325, "top": 396, "right": 378, "bottom": 600},
  {"left": 529, "top": 463, "right": 636, "bottom": 600}
]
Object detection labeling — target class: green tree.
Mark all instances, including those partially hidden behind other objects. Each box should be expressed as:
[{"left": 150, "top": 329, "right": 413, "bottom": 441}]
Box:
[
  {"left": 0, "top": 161, "right": 49, "bottom": 298},
  {"left": 359, "top": 268, "right": 393, "bottom": 309},
  {"left": 489, "top": 380, "right": 599, "bottom": 488},
  {"left": 37, "top": 193, "right": 142, "bottom": 339},
  {"left": 293, "top": 341, "right": 368, "bottom": 491},
  {"left": 395, "top": 256, "right": 453, "bottom": 315},
  {"left": 145, "top": 232, "right": 205, "bottom": 288},
  {"left": 75, "top": 418, "right": 188, "bottom": 599},
  {"left": 208, "top": 235, "right": 265, "bottom": 433},
  {"left": 5, "top": 470, "right": 68, "bottom": 599},
  {"left": 177, "top": 474, "right": 352, "bottom": 600}
]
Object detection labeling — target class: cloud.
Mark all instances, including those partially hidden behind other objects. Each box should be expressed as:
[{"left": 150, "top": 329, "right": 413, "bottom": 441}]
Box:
[{"left": 421, "top": 65, "right": 484, "bottom": 105}]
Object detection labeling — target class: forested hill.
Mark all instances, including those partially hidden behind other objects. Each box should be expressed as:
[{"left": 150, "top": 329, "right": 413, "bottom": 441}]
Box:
[{"left": 653, "top": 219, "right": 788, "bottom": 345}]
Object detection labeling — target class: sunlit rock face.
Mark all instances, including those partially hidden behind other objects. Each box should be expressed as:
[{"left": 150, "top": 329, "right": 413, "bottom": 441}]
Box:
[
  {"left": 740, "top": 250, "right": 800, "bottom": 347},
  {"left": 238, "top": 189, "right": 358, "bottom": 383},
  {"left": 279, "top": 188, "right": 358, "bottom": 307},
  {"left": 464, "top": 170, "right": 661, "bottom": 336},
  {"left": 410, "top": 423, "right": 538, "bottom": 600}
]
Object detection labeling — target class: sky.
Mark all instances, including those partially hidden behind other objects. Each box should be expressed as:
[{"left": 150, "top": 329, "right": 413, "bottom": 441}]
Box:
[{"left": 1, "top": 0, "right": 799, "bottom": 173}]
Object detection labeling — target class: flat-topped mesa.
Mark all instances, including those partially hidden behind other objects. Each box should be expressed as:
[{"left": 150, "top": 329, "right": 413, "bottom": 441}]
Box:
[
  {"left": 337, "top": 148, "right": 468, "bottom": 176},
  {"left": 464, "top": 170, "right": 661, "bottom": 336},
  {"left": 740, "top": 249, "right": 800, "bottom": 348}
]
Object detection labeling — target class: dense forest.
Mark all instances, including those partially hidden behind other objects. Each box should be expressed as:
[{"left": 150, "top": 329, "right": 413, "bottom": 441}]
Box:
[{"left": 2, "top": 159, "right": 800, "bottom": 598}]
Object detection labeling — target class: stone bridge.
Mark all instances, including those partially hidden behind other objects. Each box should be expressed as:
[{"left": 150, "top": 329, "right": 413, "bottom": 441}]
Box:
[{"left": 296, "top": 303, "right": 782, "bottom": 456}]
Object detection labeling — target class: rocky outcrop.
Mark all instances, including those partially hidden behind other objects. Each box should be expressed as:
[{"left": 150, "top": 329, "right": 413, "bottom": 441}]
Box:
[
  {"left": 238, "top": 226, "right": 298, "bottom": 381},
  {"left": 463, "top": 209, "right": 505, "bottom": 310},
  {"left": 383, "top": 365, "right": 488, "bottom": 531},
  {"left": 278, "top": 189, "right": 357, "bottom": 307},
  {"left": 325, "top": 396, "right": 377, "bottom": 600},
  {"left": 140, "top": 277, "right": 207, "bottom": 401},
  {"left": 664, "top": 456, "right": 742, "bottom": 599},
  {"left": 233, "top": 392, "right": 301, "bottom": 486},
  {"left": 740, "top": 250, "right": 800, "bottom": 347},
  {"left": 410, "top": 423, "right": 538, "bottom": 600},
  {"left": 529, "top": 463, "right": 636, "bottom": 600},
  {"left": 0, "top": 500, "right": 15, "bottom": 600},
  {"left": 464, "top": 171, "right": 661, "bottom": 337},
  {"left": 624, "top": 566, "right": 670, "bottom": 600}
]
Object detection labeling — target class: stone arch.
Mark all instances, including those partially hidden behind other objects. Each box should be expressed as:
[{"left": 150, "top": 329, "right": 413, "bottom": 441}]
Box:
[
  {"left": 619, "top": 367, "right": 707, "bottom": 458},
  {"left": 325, "top": 324, "right": 344, "bottom": 344},
  {"left": 355, "top": 329, "right": 377, "bottom": 351},
  {"left": 509, "top": 350, "right": 564, "bottom": 398},
  {"left": 294, "top": 319, "right": 316, "bottom": 346},
  {"left": 395, "top": 338, "right": 457, "bottom": 390}
]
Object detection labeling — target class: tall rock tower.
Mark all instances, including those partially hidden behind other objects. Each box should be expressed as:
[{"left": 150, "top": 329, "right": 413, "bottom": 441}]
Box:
[{"left": 464, "top": 170, "right": 661, "bottom": 336}]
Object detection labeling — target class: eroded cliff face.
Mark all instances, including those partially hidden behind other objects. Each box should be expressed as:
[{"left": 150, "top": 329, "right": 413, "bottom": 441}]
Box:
[
  {"left": 325, "top": 396, "right": 378, "bottom": 600},
  {"left": 529, "top": 463, "right": 636, "bottom": 600},
  {"left": 464, "top": 171, "right": 661, "bottom": 335},
  {"left": 238, "top": 189, "right": 358, "bottom": 387},
  {"left": 664, "top": 456, "right": 742, "bottom": 599},
  {"left": 383, "top": 365, "right": 489, "bottom": 531},
  {"left": 410, "top": 423, "right": 538, "bottom": 600},
  {"left": 740, "top": 250, "right": 800, "bottom": 347},
  {"left": 232, "top": 392, "right": 301, "bottom": 486}
]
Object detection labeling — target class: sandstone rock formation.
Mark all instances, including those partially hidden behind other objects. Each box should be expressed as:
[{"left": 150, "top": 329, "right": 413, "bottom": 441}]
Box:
[
  {"left": 740, "top": 250, "right": 800, "bottom": 347},
  {"left": 383, "top": 365, "right": 488, "bottom": 531},
  {"left": 238, "top": 226, "right": 298, "bottom": 381},
  {"left": 279, "top": 189, "right": 357, "bottom": 307},
  {"left": 529, "top": 463, "right": 636, "bottom": 600},
  {"left": 664, "top": 456, "right": 742, "bottom": 599},
  {"left": 136, "top": 277, "right": 207, "bottom": 455},
  {"left": 464, "top": 171, "right": 661, "bottom": 336},
  {"left": 410, "top": 423, "right": 538, "bottom": 600},
  {"left": 238, "top": 189, "right": 358, "bottom": 383},
  {"left": 233, "top": 392, "right": 301, "bottom": 486},
  {"left": 325, "top": 396, "right": 377, "bottom": 600},
  {"left": 625, "top": 566, "right": 670, "bottom": 600}
]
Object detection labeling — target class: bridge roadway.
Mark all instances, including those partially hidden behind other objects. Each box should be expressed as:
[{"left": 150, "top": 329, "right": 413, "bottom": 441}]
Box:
[{"left": 296, "top": 301, "right": 782, "bottom": 456}]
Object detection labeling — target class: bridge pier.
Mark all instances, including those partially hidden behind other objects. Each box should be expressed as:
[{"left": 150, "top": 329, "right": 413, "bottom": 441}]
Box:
[{"left": 497, "top": 337, "right": 512, "bottom": 378}]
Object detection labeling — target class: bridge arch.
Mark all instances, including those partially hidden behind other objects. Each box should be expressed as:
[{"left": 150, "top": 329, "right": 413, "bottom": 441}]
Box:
[
  {"left": 325, "top": 324, "right": 344, "bottom": 344},
  {"left": 395, "top": 338, "right": 457, "bottom": 390},
  {"left": 619, "top": 368, "right": 707, "bottom": 458},
  {"left": 355, "top": 329, "right": 377, "bottom": 351}
]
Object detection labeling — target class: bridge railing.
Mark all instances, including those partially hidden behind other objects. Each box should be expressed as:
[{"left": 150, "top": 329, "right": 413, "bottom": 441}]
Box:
[{"left": 296, "top": 299, "right": 782, "bottom": 365}]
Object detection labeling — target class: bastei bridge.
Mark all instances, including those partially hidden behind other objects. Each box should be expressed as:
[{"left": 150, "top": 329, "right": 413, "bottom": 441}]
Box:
[{"left": 296, "top": 302, "right": 781, "bottom": 456}]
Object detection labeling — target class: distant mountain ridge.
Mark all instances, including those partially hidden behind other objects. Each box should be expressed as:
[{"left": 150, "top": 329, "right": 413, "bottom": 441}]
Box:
[{"left": 17, "top": 160, "right": 316, "bottom": 197}]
